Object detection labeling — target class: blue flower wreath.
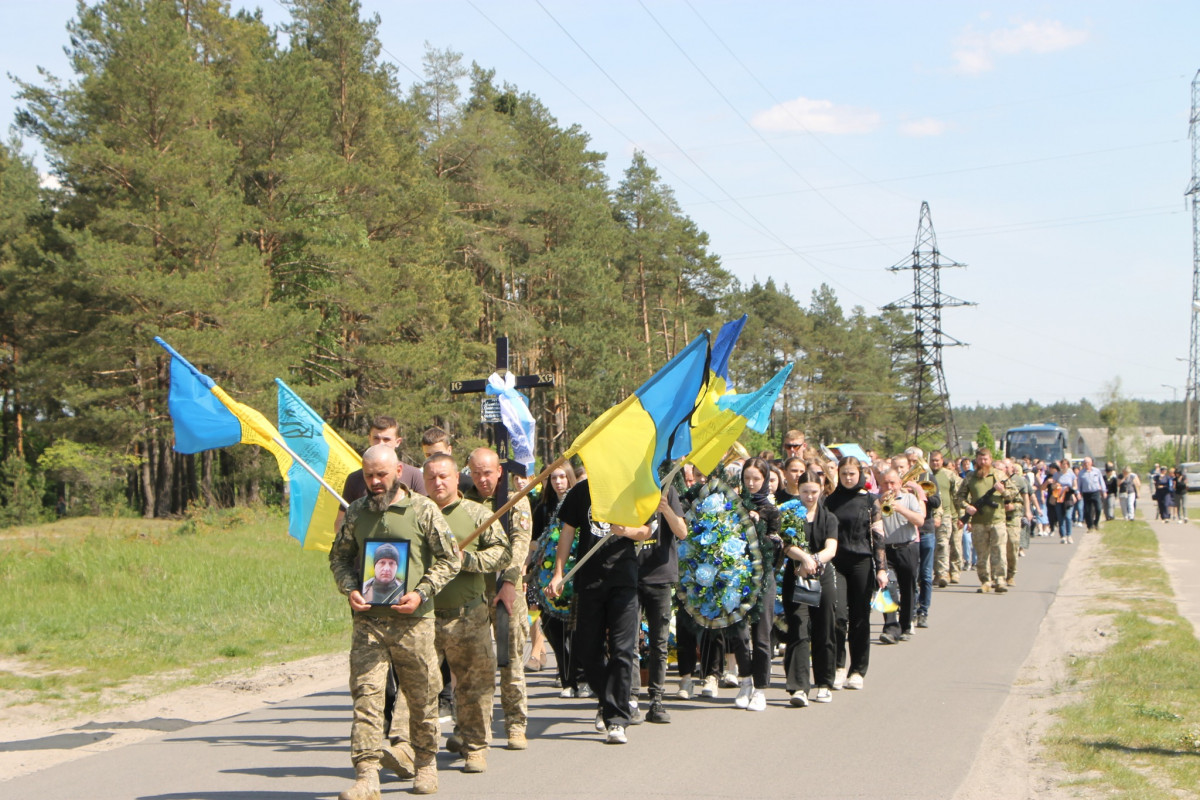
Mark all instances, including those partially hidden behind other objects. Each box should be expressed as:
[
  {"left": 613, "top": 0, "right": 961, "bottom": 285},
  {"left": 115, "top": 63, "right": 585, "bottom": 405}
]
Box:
[
  {"left": 533, "top": 519, "right": 577, "bottom": 620},
  {"left": 676, "top": 476, "right": 764, "bottom": 629},
  {"left": 774, "top": 499, "right": 810, "bottom": 626}
]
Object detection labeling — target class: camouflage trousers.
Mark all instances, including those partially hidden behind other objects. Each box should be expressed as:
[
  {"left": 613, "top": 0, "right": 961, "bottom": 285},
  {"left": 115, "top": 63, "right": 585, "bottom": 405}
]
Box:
[
  {"left": 971, "top": 521, "right": 1008, "bottom": 587},
  {"left": 434, "top": 599, "right": 496, "bottom": 752},
  {"left": 489, "top": 586, "right": 529, "bottom": 735},
  {"left": 1005, "top": 519, "right": 1022, "bottom": 583},
  {"left": 934, "top": 515, "right": 963, "bottom": 580},
  {"left": 348, "top": 615, "right": 439, "bottom": 769}
]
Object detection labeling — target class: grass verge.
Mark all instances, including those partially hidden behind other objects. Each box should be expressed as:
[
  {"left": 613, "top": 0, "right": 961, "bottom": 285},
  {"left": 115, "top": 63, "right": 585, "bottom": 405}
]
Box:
[
  {"left": 1044, "top": 519, "right": 1200, "bottom": 798},
  {"left": 0, "top": 507, "right": 346, "bottom": 712}
]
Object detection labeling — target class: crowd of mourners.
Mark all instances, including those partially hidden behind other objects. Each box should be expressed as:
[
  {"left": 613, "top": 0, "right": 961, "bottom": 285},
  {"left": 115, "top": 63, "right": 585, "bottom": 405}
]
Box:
[{"left": 325, "top": 417, "right": 1172, "bottom": 799}]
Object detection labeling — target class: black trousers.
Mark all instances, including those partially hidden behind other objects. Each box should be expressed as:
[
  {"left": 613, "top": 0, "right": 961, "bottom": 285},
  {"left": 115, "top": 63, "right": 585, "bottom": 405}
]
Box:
[
  {"left": 833, "top": 552, "right": 876, "bottom": 677},
  {"left": 637, "top": 583, "right": 672, "bottom": 700},
  {"left": 542, "top": 613, "right": 585, "bottom": 691},
  {"left": 574, "top": 583, "right": 639, "bottom": 725},
  {"left": 674, "top": 608, "right": 725, "bottom": 678},
  {"left": 728, "top": 572, "right": 776, "bottom": 689},
  {"left": 882, "top": 541, "right": 919, "bottom": 638},
  {"left": 782, "top": 565, "right": 837, "bottom": 693},
  {"left": 1082, "top": 491, "right": 1102, "bottom": 530}
]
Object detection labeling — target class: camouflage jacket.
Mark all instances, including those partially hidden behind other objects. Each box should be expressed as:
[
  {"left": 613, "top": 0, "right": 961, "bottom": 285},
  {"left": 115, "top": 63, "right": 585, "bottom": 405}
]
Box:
[{"left": 329, "top": 486, "right": 460, "bottom": 618}]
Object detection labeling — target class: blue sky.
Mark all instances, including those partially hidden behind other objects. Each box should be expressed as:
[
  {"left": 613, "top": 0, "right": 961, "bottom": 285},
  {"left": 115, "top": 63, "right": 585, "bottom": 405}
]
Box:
[{"left": 3, "top": 1, "right": 1198, "bottom": 411}]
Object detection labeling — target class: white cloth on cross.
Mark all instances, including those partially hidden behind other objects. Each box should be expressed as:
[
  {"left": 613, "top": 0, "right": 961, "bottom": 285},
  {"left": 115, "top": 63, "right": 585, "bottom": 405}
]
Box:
[{"left": 486, "top": 371, "right": 536, "bottom": 476}]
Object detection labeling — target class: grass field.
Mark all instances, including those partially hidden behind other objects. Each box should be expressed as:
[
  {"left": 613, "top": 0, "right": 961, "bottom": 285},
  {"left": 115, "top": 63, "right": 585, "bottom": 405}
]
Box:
[
  {"left": 0, "top": 508, "right": 347, "bottom": 710},
  {"left": 1045, "top": 518, "right": 1200, "bottom": 798}
]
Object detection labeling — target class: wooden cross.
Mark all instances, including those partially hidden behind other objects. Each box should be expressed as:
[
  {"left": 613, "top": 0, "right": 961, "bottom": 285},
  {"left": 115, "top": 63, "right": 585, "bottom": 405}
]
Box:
[{"left": 450, "top": 336, "right": 554, "bottom": 525}]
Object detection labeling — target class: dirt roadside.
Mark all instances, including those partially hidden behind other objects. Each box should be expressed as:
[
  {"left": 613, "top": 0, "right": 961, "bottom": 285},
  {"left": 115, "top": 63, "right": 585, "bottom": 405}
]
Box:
[{"left": 0, "top": 652, "right": 347, "bottom": 782}]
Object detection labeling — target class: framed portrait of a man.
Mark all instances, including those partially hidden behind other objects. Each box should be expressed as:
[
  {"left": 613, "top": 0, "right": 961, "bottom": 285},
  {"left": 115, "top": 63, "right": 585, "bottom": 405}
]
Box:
[{"left": 361, "top": 539, "right": 410, "bottom": 605}]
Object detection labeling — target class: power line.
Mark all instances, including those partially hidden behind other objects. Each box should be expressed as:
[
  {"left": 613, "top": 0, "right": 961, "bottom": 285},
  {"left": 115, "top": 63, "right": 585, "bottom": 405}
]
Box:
[
  {"left": 637, "top": 0, "right": 896, "bottom": 252},
  {"left": 682, "top": 0, "right": 913, "bottom": 204},
  {"left": 533, "top": 0, "right": 875, "bottom": 305},
  {"left": 680, "top": 138, "right": 1184, "bottom": 207}
]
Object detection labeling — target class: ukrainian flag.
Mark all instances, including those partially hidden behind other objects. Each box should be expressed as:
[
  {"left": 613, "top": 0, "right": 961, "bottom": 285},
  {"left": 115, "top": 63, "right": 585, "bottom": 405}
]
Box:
[
  {"left": 155, "top": 337, "right": 292, "bottom": 479},
  {"left": 570, "top": 333, "right": 710, "bottom": 527},
  {"left": 692, "top": 315, "right": 747, "bottom": 428},
  {"left": 276, "top": 379, "right": 362, "bottom": 552},
  {"left": 687, "top": 364, "right": 794, "bottom": 475}
]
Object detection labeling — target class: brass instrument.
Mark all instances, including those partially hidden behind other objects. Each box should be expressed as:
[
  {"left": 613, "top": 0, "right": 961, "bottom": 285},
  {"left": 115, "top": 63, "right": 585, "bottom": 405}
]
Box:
[
  {"left": 880, "top": 490, "right": 896, "bottom": 516},
  {"left": 901, "top": 457, "right": 937, "bottom": 496}
]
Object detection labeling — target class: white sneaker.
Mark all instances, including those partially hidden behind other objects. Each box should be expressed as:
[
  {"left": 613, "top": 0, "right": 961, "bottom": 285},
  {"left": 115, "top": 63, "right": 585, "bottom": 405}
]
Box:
[
  {"left": 789, "top": 690, "right": 809, "bottom": 707},
  {"left": 813, "top": 687, "right": 833, "bottom": 703},
  {"left": 845, "top": 673, "right": 864, "bottom": 690},
  {"left": 677, "top": 677, "right": 694, "bottom": 700},
  {"left": 578, "top": 684, "right": 594, "bottom": 698},
  {"left": 559, "top": 686, "right": 576, "bottom": 699},
  {"left": 605, "top": 724, "right": 627, "bottom": 744},
  {"left": 700, "top": 675, "right": 719, "bottom": 698},
  {"left": 734, "top": 677, "right": 753, "bottom": 708},
  {"left": 720, "top": 671, "right": 740, "bottom": 689},
  {"left": 832, "top": 668, "right": 847, "bottom": 690},
  {"left": 594, "top": 710, "right": 606, "bottom": 732},
  {"left": 747, "top": 690, "right": 767, "bottom": 712}
]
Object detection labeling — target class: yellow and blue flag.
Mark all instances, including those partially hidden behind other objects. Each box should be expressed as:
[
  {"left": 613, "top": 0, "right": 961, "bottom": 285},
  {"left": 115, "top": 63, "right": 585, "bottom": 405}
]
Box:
[
  {"left": 688, "top": 364, "right": 794, "bottom": 475},
  {"left": 155, "top": 337, "right": 292, "bottom": 479},
  {"left": 569, "top": 333, "right": 710, "bottom": 526},
  {"left": 276, "top": 379, "right": 361, "bottom": 552},
  {"left": 692, "top": 315, "right": 746, "bottom": 428}
]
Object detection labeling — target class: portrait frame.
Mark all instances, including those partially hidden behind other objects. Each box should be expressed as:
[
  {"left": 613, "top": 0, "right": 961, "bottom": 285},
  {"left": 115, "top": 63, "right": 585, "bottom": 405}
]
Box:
[{"left": 361, "top": 538, "right": 410, "bottom": 606}]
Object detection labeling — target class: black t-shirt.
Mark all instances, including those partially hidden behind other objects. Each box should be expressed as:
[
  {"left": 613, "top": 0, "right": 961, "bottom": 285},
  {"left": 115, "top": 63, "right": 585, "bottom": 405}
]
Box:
[
  {"left": 558, "top": 480, "right": 638, "bottom": 591},
  {"left": 773, "top": 487, "right": 801, "bottom": 505},
  {"left": 636, "top": 486, "right": 685, "bottom": 585},
  {"left": 825, "top": 485, "right": 878, "bottom": 557},
  {"left": 343, "top": 462, "right": 426, "bottom": 501}
]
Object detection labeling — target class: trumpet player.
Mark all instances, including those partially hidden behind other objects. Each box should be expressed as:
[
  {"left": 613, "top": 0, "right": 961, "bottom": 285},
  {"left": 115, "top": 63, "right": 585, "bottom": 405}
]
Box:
[{"left": 878, "top": 467, "right": 926, "bottom": 644}]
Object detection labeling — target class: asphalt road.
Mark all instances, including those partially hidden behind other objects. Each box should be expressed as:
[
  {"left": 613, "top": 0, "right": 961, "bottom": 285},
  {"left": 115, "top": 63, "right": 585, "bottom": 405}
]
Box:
[{"left": 6, "top": 534, "right": 1079, "bottom": 800}]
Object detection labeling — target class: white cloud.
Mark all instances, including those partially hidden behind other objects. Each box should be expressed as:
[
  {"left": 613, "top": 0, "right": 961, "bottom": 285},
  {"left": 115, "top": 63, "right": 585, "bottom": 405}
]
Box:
[
  {"left": 953, "top": 19, "right": 1089, "bottom": 75},
  {"left": 751, "top": 96, "right": 880, "bottom": 135},
  {"left": 899, "top": 118, "right": 947, "bottom": 137}
]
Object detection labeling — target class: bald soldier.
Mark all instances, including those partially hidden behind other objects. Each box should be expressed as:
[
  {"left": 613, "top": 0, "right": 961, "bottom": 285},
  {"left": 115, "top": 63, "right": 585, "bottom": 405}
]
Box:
[
  {"left": 422, "top": 453, "right": 512, "bottom": 774},
  {"left": 329, "top": 445, "right": 461, "bottom": 798},
  {"left": 465, "top": 447, "right": 533, "bottom": 750}
]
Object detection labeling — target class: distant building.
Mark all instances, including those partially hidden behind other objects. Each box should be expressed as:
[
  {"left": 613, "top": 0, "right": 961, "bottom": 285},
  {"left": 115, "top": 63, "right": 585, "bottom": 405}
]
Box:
[{"left": 1070, "top": 426, "right": 1192, "bottom": 464}]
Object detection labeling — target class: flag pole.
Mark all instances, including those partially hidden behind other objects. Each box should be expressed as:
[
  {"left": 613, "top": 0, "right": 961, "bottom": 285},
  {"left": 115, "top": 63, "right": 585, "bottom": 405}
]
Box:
[
  {"left": 268, "top": 433, "right": 350, "bottom": 509},
  {"left": 562, "top": 463, "right": 683, "bottom": 584}
]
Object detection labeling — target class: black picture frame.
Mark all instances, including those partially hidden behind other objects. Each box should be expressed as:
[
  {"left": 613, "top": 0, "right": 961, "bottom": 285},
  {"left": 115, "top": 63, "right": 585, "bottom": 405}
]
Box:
[{"left": 361, "top": 539, "right": 410, "bottom": 606}]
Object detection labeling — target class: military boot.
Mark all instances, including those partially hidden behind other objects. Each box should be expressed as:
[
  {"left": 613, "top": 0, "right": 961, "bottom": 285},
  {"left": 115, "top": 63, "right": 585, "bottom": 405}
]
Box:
[
  {"left": 413, "top": 763, "right": 439, "bottom": 794},
  {"left": 463, "top": 749, "right": 487, "bottom": 773},
  {"left": 380, "top": 741, "right": 415, "bottom": 779},
  {"left": 338, "top": 762, "right": 381, "bottom": 800}
]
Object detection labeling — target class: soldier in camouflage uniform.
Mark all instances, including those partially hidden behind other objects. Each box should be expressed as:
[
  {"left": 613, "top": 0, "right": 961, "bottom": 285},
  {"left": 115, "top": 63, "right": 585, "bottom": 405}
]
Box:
[
  {"left": 955, "top": 448, "right": 1009, "bottom": 594},
  {"left": 1001, "top": 459, "right": 1031, "bottom": 587},
  {"left": 329, "top": 445, "right": 461, "bottom": 798},
  {"left": 465, "top": 447, "right": 533, "bottom": 750},
  {"left": 422, "top": 453, "right": 511, "bottom": 774},
  {"left": 930, "top": 450, "right": 963, "bottom": 586}
]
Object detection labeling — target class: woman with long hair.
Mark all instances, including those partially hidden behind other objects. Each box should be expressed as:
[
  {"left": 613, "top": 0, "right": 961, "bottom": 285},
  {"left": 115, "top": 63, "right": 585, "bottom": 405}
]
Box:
[
  {"left": 779, "top": 479, "right": 839, "bottom": 706},
  {"left": 826, "top": 456, "right": 888, "bottom": 691},
  {"left": 729, "top": 457, "right": 782, "bottom": 711},
  {"left": 530, "top": 463, "right": 586, "bottom": 696}
]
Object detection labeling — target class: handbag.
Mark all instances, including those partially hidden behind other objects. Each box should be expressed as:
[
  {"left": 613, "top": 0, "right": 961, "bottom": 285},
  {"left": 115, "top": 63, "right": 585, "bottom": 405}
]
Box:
[{"left": 791, "top": 575, "right": 822, "bottom": 607}]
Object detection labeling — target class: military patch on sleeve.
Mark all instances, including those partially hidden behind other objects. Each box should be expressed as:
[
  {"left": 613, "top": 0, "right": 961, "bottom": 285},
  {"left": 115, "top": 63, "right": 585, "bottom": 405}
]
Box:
[{"left": 516, "top": 510, "right": 532, "bottom": 531}]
